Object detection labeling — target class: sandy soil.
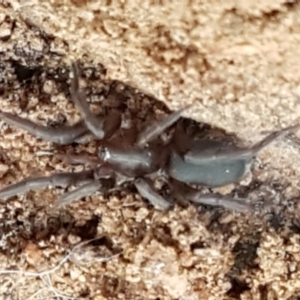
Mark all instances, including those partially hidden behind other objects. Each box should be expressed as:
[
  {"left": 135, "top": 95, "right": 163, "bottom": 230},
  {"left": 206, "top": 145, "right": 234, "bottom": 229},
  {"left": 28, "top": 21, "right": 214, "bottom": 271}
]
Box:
[{"left": 1, "top": 0, "right": 300, "bottom": 299}]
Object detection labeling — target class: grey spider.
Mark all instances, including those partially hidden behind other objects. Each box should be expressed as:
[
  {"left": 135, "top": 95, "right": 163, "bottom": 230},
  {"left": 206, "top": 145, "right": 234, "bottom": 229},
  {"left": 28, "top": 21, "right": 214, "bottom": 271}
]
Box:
[{"left": 0, "top": 62, "right": 298, "bottom": 212}]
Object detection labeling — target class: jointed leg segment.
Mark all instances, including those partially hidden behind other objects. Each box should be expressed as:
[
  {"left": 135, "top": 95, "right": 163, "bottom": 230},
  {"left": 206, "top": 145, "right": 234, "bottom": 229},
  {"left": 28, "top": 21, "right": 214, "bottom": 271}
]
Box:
[
  {"left": 70, "top": 62, "right": 107, "bottom": 139},
  {"left": 184, "top": 123, "right": 300, "bottom": 164},
  {"left": 134, "top": 178, "right": 172, "bottom": 210},
  {"left": 188, "top": 192, "right": 254, "bottom": 212},
  {"left": 0, "top": 171, "right": 94, "bottom": 201},
  {"left": 56, "top": 180, "right": 103, "bottom": 207},
  {"left": 0, "top": 112, "right": 88, "bottom": 145},
  {"left": 136, "top": 104, "right": 193, "bottom": 147}
]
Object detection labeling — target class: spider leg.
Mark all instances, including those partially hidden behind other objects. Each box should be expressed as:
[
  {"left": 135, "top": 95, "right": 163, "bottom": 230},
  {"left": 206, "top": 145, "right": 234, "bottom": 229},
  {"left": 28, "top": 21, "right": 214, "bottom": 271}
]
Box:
[
  {"left": 57, "top": 152, "right": 101, "bottom": 167},
  {"left": 56, "top": 165, "right": 121, "bottom": 206},
  {"left": 188, "top": 192, "right": 254, "bottom": 212},
  {"left": 184, "top": 123, "right": 300, "bottom": 164},
  {"left": 136, "top": 104, "right": 193, "bottom": 147},
  {"left": 172, "top": 181, "right": 253, "bottom": 212},
  {"left": 0, "top": 112, "right": 88, "bottom": 145},
  {"left": 55, "top": 180, "right": 102, "bottom": 206},
  {"left": 73, "top": 109, "right": 122, "bottom": 143},
  {"left": 134, "top": 178, "right": 172, "bottom": 210},
  {"left": 103, "top": 109, "right": 122, "bottom": 140},
  {"left": 250, "top": 123, "right": 300, "bottom": 154},
  {"left": 70, "top": 62, "right": 109, "bottom": 139},
  {"left": 0, "top": 171, "right": 94, "bottom": 201}
]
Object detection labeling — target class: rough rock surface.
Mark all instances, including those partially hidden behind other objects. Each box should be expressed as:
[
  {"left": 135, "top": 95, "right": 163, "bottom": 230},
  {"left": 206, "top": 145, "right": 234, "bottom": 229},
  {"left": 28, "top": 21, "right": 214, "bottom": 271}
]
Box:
[{"left": 1, "top": 0, "right": 300, "bottom": 299}]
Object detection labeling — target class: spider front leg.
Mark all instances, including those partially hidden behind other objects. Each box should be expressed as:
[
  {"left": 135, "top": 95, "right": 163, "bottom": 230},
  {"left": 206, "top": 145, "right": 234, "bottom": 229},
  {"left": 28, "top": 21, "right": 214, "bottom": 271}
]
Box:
[
  {"left": 136, "top": 104, "right": 193, "bottom": 147},
  {"left": 0, "top": 171, "right": 94, "bottom": 201},
  {"left": 0, "top": 112, "right": 88, "bottom": 145},
  {"left": 70, "top": 62, "right": 122, "bottom": 140}
]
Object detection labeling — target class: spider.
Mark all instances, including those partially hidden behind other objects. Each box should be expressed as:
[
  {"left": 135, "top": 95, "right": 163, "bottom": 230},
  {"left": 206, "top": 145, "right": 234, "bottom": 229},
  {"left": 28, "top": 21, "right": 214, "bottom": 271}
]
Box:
[{"left": 0, "top": 62, "right": 299, "bottom": 211}]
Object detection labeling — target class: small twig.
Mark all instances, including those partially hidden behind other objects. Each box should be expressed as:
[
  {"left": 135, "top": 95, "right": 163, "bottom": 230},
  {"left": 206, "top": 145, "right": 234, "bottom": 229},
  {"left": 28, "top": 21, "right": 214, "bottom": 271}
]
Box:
[
  {"left": 0, "top": 237, "right": 121, "bottom": 299},
  {"left": 0, "top": 237, "right": 119, "bottom": 277}
]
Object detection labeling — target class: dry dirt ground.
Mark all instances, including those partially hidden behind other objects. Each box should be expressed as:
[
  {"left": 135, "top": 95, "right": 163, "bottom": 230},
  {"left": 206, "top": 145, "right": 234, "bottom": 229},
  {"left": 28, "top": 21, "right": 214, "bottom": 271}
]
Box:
[{"left": 1, "top": 0, "right": 300, "bottom": 299}]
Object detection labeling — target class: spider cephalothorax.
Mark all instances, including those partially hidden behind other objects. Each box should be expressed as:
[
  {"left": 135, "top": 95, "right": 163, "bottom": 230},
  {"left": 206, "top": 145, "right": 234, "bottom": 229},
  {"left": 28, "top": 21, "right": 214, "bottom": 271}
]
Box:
[{"left": 0, "top": 62, "right": 299, "bottom": 212}]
